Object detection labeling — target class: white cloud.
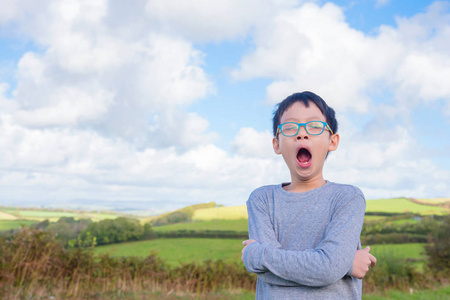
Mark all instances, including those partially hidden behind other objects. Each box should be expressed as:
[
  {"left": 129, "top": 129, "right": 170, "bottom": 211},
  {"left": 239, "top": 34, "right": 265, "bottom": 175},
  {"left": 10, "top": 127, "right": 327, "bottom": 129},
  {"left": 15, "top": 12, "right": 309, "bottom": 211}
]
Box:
[
  {"left": 144, "top": 0, "right": 301, "bottom": 42},
  {"left": 0, "top": 115, "right": 287, "bottom": 207},
  {"left": 5, "top": 1, "right": 216, "bottom": 150},
  {"left": 0, "top": 1, "right": 449, "bottom": 211},
  {"left": 232, "top": 3, "right": 374, "bottom": 112},
  {"left": 324, "top": 123, "right": 450, "bottom": 199},
  {"left": 229, "top": 1, "right": 450, "bottom": 200},
  {"left": 14, "top": 87, "right": 114, "bottom": 126},
  {"left": 231, "top": 127, "right": 274, "bottom": 158},
  {"left": 232, "top": 2, "right": 450, "bottom": 117}
]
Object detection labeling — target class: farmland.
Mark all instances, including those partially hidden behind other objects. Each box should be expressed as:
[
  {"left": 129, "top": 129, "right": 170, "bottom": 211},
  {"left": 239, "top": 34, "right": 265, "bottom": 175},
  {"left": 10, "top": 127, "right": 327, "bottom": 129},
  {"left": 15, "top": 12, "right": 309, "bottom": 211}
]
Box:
[
  {"left": 1, "top": 197, "right": 447, "bottom": 229},
  {"left": 1, "top": 197, "right": 449, "bottom": 299},
  {"left": 0, "top": 220, "right": 37, "bottom": 231},
  {"left": 0, "top": 206, "right": 129, "bottom": 224},
  {"left": 193, "top": 205, "right": 248, "bottom": 221},
  {"left": 365, "top": 198, "right": 448, "bottom": 215},
  {"left": 190, "top": 197, "right": 449, "bottom": 221},
  {"left": 95, "top": 239, "right": 426, "bottom": 268},
  {"left": 95, "top": 238, "right": 244, "bottom": 266},
  {"left": 154, "top": 219, "right": 248, "bottom": 232}
]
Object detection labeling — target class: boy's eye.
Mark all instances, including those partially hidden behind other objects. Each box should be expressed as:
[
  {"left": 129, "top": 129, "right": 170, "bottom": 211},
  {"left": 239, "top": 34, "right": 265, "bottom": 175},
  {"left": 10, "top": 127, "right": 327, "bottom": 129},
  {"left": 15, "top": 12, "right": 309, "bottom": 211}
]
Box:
[
  {"left": 283, "top": 125, "right": 298, "bottom": 131},
  {"left": 308, "top": 124, "right": 321, "bottom": 129}
]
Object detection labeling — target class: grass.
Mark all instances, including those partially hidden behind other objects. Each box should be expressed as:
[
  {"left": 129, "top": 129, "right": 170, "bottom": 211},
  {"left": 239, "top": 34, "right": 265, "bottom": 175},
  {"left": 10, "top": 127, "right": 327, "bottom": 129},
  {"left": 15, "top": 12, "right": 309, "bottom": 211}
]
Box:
[
  {"left": 369, "top": 243, "right": 425, "bottom": 259},
  {"left": 95, "top": 239, "right": 427, "bottom": 269},
  {"left": 153, "top": 286, "right": 449, "bottom": 299},
  {"left": 0, "top": 220, "right": 37, "bottom": 231},
  {"left": 153, "top": 219, "right": 248, "bottom": 232},
  {"left": 95, "top": 238, "right": 245, "bottom": 266},
  {"left": 30, "top": 285, "right": 448, "bottom": 299},
  {"left": 367, "top": 243, "right": 426, "bottom": 271},
  {"left": 417, "top": 198, "right": 450, "bottom": 205},
  {"left": 390, "top": 218, "right": 420, "bottom": 225},
  {"left": 193, "top": 206, "right": 247, "bottom": 221},
  {"left": 362, "top": 285, "right": 450, "bottom": 299},
  {"left": 0, "top": 211, "right": 17, "bottom": 220},
  {"left": 191, "top": 198, "right": 448, "bottom": 221},
  {"left": 0, "top": 208, "right": 122, "bottom": 222},
  {"left": 364, "top": 215, "right": 387, "bottom": 221},
  {"left": 366, "top": 198, "right": 448, "bottom": 215}
]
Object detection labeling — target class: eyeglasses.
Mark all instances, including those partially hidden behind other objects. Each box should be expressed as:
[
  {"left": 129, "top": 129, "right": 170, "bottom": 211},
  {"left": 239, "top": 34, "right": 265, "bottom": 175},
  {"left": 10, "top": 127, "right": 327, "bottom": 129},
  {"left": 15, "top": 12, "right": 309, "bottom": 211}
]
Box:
[{"left": 277, "top": 121, "right": 334, "bottom": 137}]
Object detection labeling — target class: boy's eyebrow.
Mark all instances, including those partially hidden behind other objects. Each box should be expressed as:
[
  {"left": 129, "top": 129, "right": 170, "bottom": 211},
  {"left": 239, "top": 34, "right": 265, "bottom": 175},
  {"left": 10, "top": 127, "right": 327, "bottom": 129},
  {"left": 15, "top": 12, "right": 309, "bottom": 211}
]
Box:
[{"left": 283, "top": 116, "right": 326, "bottom": 122}]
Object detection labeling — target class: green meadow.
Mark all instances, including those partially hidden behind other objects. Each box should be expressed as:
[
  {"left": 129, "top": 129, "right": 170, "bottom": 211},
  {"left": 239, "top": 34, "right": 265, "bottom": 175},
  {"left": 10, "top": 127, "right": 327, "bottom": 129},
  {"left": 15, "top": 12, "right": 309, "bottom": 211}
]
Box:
[
  {"left": 193, "top": 205, "right": 248, "bottom": 220},
  {"left": 190, "top": 198, "right": 449, "bottom": 221},
  {"left": 153, "top": 219, "right": 248, "bottom": 232},
  {"left": 417, "top": 198, "right": 450, "bottom": 205},
  {"left": 95, "top": 238, "right": 244, "bottom": 266},
  {"left": 1, "top": 198, "right": 449, "bottom": 299},
  {"left": 365, "top": 198, "right": 448, "bottom": 215},
  {"left": 0, "top": 220, "right": 37, "bottom": 231},
  {"left": 0, "top": 207, "right": 124, "bottom": 224},
  {"left": 95, "top": 238, "right": 426, "bottom": 270},
  {"left": 368, "top": 243, "right": 425, "bottom": 259},
  {"left": 361, "top": 286, "right": 450, "bottom": 300},
  {"left": 366, "top": 243, "right": 426, "bottom": 271}
]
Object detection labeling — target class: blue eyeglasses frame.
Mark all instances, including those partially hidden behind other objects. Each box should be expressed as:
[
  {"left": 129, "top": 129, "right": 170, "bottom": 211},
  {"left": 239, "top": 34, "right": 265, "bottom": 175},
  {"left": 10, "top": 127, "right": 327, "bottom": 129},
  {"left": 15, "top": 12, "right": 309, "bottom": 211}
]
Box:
[{"left": 277, "top": 121, "right": 334, "bottom": 137}]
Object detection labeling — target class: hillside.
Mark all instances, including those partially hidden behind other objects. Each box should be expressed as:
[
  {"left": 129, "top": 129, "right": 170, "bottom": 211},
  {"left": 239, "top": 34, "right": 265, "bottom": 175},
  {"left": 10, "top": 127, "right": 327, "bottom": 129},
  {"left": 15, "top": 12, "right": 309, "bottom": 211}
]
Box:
[
  {"left": 148, "top": 202, "right": 217, "bottom": 226},
  {"left": 0, "top": 206, "right": 132, "bottom": 224},
  {"left": 191, "top": 197, "right": 449, "bottom": 221}
]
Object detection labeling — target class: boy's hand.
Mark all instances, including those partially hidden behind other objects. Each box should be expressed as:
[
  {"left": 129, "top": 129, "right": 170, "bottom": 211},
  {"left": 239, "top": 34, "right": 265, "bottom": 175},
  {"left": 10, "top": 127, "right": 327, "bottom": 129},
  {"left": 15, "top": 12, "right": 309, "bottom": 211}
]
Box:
[
  {"left": 241, "top": 239, "right": 256, "bottom": 262},
  {"left": 352, "top": 246, "right": 377, "bottom": 279}
]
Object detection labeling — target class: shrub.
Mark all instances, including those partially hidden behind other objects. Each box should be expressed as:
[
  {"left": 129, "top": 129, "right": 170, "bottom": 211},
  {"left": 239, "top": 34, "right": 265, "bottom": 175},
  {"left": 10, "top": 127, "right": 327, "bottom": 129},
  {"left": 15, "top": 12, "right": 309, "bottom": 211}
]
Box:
[
  {"left": 0, "top": 228, "right": 255, "bottom": 299},
  {"left": 151, "top": 202, "right": 216, "bottom": 226},
  {"left": 363, "top": 247, "right": 429, "bottom": 293},
  {"left": 77, "top": 217, "right": 152, "bottom": 246},
  {"left": 425, "top": 214, "right": 450, "bottom": 279}
]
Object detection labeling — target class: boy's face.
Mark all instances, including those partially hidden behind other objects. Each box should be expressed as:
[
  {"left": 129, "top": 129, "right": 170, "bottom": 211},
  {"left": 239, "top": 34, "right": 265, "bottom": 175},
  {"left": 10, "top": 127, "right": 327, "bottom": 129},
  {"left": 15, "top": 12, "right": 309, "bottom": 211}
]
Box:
[{"left": 272, "top": 101, "right": 339, "bottom": 186}]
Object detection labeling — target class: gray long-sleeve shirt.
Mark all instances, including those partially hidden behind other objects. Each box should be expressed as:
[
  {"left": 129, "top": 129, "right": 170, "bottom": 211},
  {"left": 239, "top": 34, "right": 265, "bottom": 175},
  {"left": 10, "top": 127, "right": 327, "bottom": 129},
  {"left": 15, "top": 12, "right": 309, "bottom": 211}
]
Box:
[{"left": 243, "top": 181, "right": 365, "bottom": 299}]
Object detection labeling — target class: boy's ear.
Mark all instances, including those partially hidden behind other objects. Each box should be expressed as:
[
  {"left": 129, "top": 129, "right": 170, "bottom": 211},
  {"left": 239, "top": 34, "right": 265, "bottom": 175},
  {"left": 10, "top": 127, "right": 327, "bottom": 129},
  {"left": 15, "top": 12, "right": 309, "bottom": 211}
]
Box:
[
  {"left": 328, "top": 133, "right": 340, "bottom": 152},
  {"left": 272, "top": 137, "right": 281, "bottom": 154}
]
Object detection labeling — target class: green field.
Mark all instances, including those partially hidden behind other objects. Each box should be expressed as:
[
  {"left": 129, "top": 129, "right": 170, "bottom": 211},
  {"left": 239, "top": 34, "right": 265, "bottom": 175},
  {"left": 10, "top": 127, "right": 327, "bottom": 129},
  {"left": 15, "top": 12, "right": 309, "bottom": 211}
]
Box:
[
  {"left": 390, "top": 218, "right": 419, "bottom": 225},
  {"left": 0, "top": 208, "right": 124, "bottom": 222},
  {"left": 364, "top": 215, "right": 387, "bottom": 222},
  {"left": 365, "top": 198, "right": 448, "bottom": 215},
  {"left": 0, "top": 220, "right": 37, "bottom": 231},
  {"left": 192, "top": 198, "right": 448, "bottom": 221},
  {"left": 193, "top": 206, "right": 248, "bottom": 220},
  {"left": 153, "top": 219, "right": 248, "bottom": 232},
  {"left": 95, "top": 238, "right": 427, "bottom": 269},
  {"left": 362, "top": 285, "right": 450, "bottom": 300},
  {"left": 95, "top": 238, "right": 244, "bottom": 265},
  {"left": 367, "top": 243, "right": 426, "bottom": 271},
  {"left": 369, "top": 243, "right": 425, "bottom": 259},
  {"left": 417, "top": 198, "right": 450, "bottom": 205}
]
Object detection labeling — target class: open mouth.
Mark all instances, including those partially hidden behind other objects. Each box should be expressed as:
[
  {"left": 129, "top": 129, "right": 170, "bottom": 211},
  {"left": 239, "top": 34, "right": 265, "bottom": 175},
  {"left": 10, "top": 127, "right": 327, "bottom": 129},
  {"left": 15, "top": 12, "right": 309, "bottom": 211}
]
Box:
[{"left": 297, "top": 148, "right": 312, "bottom": 166}]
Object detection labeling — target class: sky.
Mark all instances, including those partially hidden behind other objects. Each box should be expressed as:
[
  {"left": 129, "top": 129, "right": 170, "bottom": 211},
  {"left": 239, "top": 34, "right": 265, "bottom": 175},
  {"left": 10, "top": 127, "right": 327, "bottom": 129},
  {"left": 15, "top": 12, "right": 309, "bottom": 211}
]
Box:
[{"left": 0, "top": 0, "right": 449, "bottom": 214}]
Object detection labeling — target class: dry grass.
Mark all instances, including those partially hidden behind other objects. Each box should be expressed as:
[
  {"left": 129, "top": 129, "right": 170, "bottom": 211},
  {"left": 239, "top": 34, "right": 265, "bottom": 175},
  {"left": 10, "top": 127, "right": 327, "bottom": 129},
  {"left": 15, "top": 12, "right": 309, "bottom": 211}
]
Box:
[{"left": 0, "top": 228, "right": 256, "bottom": 299}]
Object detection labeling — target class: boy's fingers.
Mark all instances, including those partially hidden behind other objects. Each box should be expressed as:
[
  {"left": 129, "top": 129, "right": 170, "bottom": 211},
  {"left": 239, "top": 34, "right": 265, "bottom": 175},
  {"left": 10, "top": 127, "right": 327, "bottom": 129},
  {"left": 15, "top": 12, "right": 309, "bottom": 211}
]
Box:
[
  {"left": 242, "top": 239, "right": 256, "bottom": 246},
  {"left": 364, "top": 246, "right": 370, "bottom": 252},
  {"left": 369, "top": 253, "right": 377, "bottom": 266}
]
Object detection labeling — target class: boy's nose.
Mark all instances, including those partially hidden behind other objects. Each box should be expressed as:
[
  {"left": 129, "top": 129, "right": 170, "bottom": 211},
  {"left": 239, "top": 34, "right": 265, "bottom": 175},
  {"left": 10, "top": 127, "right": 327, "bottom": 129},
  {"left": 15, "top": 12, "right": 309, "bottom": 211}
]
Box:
[{"left": 296, "top": 126, "right": 309, "bottom": 140}]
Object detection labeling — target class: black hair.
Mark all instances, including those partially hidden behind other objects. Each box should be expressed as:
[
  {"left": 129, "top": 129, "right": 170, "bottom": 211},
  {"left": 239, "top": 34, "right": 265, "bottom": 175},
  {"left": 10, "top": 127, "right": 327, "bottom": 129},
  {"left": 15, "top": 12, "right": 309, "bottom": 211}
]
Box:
[{"left": 272, "top": 91, "right": 338, "bottom": 137}]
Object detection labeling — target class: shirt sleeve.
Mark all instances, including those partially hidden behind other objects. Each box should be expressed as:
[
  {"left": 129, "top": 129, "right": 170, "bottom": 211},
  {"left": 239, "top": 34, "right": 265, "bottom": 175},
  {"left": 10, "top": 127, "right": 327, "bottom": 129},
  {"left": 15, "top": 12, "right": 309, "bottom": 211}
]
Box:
[
  {"left": 245, "top": 190, "right": 300, "bottom": 287},
  {"left": 243, "top": 188, "right": 365, "bottom": 287}
]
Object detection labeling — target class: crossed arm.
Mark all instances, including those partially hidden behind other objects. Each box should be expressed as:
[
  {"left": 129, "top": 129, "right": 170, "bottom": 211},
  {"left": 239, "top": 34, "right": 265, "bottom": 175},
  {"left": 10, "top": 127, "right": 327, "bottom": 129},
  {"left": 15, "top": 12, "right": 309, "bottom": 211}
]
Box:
[
  {"left": 242, "top": 241, "right": 376, "bottom": 280},
  {"left": 240, "top": 192, "right": 376, "bottom": 287}
]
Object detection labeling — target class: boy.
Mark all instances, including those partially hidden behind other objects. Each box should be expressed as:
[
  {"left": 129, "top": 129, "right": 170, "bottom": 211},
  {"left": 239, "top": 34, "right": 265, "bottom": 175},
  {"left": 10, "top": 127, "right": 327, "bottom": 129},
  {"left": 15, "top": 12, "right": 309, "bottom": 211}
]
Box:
[{"left": 241, "top": 92, "right": 376, "bottom": 299}]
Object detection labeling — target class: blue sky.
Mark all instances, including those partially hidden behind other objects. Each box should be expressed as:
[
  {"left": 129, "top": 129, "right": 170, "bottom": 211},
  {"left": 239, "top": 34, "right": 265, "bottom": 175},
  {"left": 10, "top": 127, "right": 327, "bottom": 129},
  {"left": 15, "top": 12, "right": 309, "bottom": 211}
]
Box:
[{"left": 0, "top": 0, "right": 449, "bottom": 213}]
